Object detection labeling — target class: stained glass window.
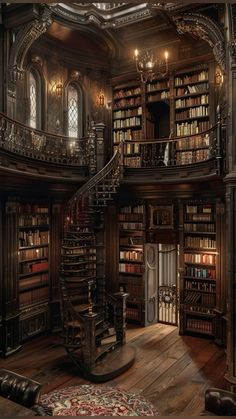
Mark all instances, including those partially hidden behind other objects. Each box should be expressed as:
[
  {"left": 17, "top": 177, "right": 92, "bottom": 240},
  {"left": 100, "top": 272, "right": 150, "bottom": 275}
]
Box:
[
  {"left": 68, "top": 83, "right": 79, "bottom": 137},
  {"left": 29, "top": 71, "right": 37, "bottom": 129}
]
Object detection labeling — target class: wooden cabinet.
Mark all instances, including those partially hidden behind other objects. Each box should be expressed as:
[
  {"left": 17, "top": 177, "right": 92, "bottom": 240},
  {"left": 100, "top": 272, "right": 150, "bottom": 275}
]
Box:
[{"left": 118, "top": 203, "right": 145, "bottom": 324}]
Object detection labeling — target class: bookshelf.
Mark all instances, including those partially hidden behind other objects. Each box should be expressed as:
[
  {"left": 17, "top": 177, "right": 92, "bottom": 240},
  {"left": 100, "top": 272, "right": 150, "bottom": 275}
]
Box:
[
  {"left": 174, "top": 67, "right": 210, "bottom": 137},
  {"left": 181, "top": 201, "right": 217, "bottom": 337},
  {"left": 18, "top": 203, "right": 50, "bottom": 341},
  {"left": 118, "top": 203, "right": 145, "bottom": 324}
]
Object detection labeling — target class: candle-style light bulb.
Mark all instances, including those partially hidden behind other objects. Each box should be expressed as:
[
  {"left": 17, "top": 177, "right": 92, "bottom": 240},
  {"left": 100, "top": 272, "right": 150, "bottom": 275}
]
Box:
[
  {"left": 165, "top": 51, "right": 169, "bottom": 61},
  {"left": 134, "top": 49, "right": 139, "bottom": 58}
]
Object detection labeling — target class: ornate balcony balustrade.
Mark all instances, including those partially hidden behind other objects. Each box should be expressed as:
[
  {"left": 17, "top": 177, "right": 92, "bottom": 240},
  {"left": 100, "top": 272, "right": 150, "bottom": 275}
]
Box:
[
  {"left": 120, "top": 123, "right": 225, "bottom": 176},
  {"left": 0, "top": 113, "right": 89, "bottom": 166}
]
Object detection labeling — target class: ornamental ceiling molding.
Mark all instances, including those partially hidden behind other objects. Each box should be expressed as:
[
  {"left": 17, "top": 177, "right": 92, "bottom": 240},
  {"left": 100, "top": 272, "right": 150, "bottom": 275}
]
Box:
[
  {"left": 8, "top": 7, "right": 52, "bottom": 94},
  {"left": 174, "top": 12, "right": 225, "bottom": 72},
  {"left": 52, "top": 3, "right": 152, "bottom": 28}
]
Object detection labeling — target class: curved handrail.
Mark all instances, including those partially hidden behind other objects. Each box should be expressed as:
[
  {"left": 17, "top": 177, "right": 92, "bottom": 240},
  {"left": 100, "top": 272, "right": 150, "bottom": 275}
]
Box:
[
  {"left": 0, "top": 112, "right": 89, "bottom": 166},
  {"left": 66, "top": 144, "right": 122, "bottom": 210},
  {"left": 122, "top": 125, "right": 219, "bottom": 168}
]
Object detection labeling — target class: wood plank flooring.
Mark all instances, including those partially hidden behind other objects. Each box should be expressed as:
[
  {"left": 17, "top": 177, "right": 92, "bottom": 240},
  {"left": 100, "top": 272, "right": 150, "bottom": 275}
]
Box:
[{"left": 0, "top": 323, "right": 227, "bottom": 416}]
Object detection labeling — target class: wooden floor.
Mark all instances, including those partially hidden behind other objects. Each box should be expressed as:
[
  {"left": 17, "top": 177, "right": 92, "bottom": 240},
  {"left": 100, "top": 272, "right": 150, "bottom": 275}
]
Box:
[{"left": 0, "top": 323, "right": 227, "bottom": 416}]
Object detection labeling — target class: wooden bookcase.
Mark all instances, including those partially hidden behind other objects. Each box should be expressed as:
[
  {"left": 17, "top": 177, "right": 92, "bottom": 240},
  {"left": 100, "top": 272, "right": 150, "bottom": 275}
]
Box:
[
  {"left": 180, "top": 201, "right": 218, "bottom": 337},
  {"left": 118, "top": 203, "right": 145, "bottom": 324},
  {"left": 112, "top": 84, "right": 142, "bottom": 168},
  {"left": 112, "top": 62, "right": 215, "bottom": 168},
  {"left": 18, "top": 203, "right": 50, "bottom": 341}
]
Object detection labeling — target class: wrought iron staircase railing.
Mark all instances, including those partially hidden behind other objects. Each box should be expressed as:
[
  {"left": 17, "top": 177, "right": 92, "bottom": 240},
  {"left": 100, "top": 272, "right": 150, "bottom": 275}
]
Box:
[{"left": 60, "top": 142, "right": 132, "bottom": 381}]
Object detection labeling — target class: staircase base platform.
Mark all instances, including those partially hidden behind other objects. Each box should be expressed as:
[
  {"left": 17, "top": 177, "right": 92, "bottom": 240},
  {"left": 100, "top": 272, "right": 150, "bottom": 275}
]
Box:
[{"left": 86, "top": 344, "right": 136, "bottom": 383}]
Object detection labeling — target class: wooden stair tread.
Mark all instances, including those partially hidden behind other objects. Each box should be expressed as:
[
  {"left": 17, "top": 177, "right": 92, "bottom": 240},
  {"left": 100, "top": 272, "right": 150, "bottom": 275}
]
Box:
[{"left": 88, "top": 345, "right": 136, "bottom": 382}]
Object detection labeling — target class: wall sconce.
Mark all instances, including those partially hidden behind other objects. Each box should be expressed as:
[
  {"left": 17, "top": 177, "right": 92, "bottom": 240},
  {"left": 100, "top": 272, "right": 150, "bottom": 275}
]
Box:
[
  {"left": 56, "top": 82, "right": 63, "bottom": 97},
  {"left": 96, "top": 89, "right": 105, "bottom": 107},
  {"left": 134, "top": 48, "right": 169, "bottom": 83}
]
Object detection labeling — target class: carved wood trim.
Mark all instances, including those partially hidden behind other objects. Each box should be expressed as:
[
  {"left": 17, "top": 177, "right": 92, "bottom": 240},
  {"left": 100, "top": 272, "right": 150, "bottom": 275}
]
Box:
[
  {"left": 174, "top": 12, "right": 225, "bottom": 71},
  {"left": 8, "top": 6, "right": 52, "bottom": 94}
]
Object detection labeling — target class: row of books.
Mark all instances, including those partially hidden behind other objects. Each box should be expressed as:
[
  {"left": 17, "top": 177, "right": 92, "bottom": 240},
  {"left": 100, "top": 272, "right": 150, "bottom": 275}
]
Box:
[
  {"left": 184, "top": 222, "right": 215, "bottom": 233},
  {"left": 176, "top": 149, "right": 210, "bottom": 165},
  {"left": 175, "top": 71, "right": 208, "bottom": 86},
  {"left": 175, "top": 82, "right": 209, "bottom": 97},
  {"left": 146, "top": 80, "right": 169, "bottom": 92},
  {"left": 175, "top": 105, "right": 209, "bottom": 120},
  {"left": 19, "top": 273, "right": 48, "bottom": 291},
  {"left": 19, "top": 214, "right": 49, "bottom": 227},
  {"left": 119, "top": 250, "right": 143, "bottom": 262},
  {"left": 176, "top": 120, "right": 210, "bottom": 137},
  {"left": 185, "top": 291, "right": 216, "bottom": 306},
  {"left": 19, "top": 285, "right": 49, "bottom": 308},
  {"left": 119, "top": 222, "right": 143, "bottom": 230},
  {"left": 147, "top": 91, "right": 170, "bottom": 102},
  {"left": 185, "top": 280, "right": 216, "bottom": 292},
  {"left": 175, "top": 94, "right": 209, "bottom": 108},
  {"left": 186, "top": 318, "right": 213, "bottom": 333},
  {"left": 19, "top": 261, "right": 49, "bottom": 275},
  {"left": 113, "top": 116, "right": 141, "bottom": 129},
  {"left": 176, "top": 134, "right": 210, "bottom": 150},
  {"left": 113, "top": 107, "right": 142, "bottom": 119},
  {"left": 185, "top": 266, "right": 216, "bottom": 279},
  {"left": 185, "top": 214, "right": 213, "bottom": 222},
  {"left": 19, "top": 204, "right": 48, "bottom": 214},
  {"left": 119, "top": 205, "right": 144, "bottom": 214},
  {"left": 19, "top": 230, "right": 49, "bottom": 247},
  {"left": 113, "top": 87, "right": 141, "bottom": 99},
  {"left": 19, "top": 247, "right": 48, "bottom": 261},
  {"left": 119, "top": 263, "right": 143, "bottom": 274},
  {"left": 118, "top": 213, "right": 143, "bottom": 222},
  {"left": 113, "top": 129, "right": 142, "bottom": 143},
  {"left": 113, "top": 97, "right": 141, "bottom": 109},
  {"left": 184, "top": 236, "right": 216, "bottom": 249},
  {"left": 186, "top": 204, "right": 213, "bottom": 214},
  {"left": 124, "top": 143, "right": 140, "bottom": 155},
  {"left": 184, "top": 253, "right": 216, "bottom": 265}
]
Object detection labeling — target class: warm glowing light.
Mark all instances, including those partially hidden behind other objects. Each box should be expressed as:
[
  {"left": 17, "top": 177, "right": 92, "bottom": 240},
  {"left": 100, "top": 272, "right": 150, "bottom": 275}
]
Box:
[
  {"left": 165, "top": 51, "right": 169, "bottom": 61},
  {"left": 134, "top": 49, "right": 139, "bottom": 58}
]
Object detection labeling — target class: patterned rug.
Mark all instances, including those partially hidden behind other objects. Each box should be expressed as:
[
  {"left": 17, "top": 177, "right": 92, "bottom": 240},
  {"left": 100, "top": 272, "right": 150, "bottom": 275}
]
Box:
[{"left": 39, "top": 384, "right": 159, "bottom": 416}]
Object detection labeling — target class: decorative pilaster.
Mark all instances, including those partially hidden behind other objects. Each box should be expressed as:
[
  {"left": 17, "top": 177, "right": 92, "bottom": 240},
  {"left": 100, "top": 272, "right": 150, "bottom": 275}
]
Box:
[
  {"left": 94, "top": 122, "right": 105, "bottom": 172},
  {"left": 7, "top": 6, "right": 52, "bottom": 106}
]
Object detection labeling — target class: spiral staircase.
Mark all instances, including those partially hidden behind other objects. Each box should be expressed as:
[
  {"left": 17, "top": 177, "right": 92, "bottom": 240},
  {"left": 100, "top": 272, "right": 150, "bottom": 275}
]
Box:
[{"left": 60, "top": 145, "right": 135, "bottom": 382}]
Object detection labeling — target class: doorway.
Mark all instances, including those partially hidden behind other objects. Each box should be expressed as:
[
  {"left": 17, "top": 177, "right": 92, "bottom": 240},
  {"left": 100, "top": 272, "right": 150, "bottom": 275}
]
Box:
[{"left": 144, "top": 243, "right": 179, "bottom": 326}]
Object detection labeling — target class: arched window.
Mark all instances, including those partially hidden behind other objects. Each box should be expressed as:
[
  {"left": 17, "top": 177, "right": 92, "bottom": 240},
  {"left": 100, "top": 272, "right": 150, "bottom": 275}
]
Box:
[
  {"left": 28, "top": 69, "right": 42, "bottom": 129},
  {"left": 29, "top": 71, "right": 37, "bottom": 128},
  {"left": 67, "top": 83, "right": 82, "bottom": 138}
]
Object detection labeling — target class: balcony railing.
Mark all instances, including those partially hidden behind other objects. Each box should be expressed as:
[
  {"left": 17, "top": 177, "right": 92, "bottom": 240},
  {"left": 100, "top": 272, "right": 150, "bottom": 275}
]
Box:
[
  {"left": 118, "top": 124, "right": 224, "bottom": 174},
  {"left": 0, "top": 113, "right": 88, "bottom": 166}
]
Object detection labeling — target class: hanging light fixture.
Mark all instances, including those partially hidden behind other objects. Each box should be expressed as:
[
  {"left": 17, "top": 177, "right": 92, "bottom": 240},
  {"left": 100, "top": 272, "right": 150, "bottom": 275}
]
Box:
[{"left": 134, "top": 48, "right": 169, "bottom": 83}]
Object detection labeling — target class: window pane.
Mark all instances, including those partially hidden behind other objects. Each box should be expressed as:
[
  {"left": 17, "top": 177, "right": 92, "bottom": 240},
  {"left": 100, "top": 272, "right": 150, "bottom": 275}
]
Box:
[
  {"left": 68, "top": 84, "right": 79, "bottom": 137},
  {"left": 29, "top": 72, "right": 37, "bottom": 129}
]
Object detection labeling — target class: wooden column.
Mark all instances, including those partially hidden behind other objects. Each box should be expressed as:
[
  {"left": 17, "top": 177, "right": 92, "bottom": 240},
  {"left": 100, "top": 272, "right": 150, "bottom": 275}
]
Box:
[
  {"left": 113, "top": 291, "right": 129, "bottom": 345},
  {"left": 2, "top": 200, "right": 21, "bottom": 356}
]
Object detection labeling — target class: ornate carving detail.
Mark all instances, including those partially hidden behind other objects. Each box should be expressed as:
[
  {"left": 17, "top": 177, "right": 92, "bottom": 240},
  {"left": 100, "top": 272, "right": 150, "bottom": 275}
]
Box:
[
  {"left": 231, "top": 4, "right": 236, "bottom": 39},
  {"left": 230, "top": 40, "right": 236, "bottom": 65},
  {"left": 8, "top": 7, "right": 52, "bottom": 93},
  {"left": 174, "top": 12, "right": 225, "bottom": 71}
]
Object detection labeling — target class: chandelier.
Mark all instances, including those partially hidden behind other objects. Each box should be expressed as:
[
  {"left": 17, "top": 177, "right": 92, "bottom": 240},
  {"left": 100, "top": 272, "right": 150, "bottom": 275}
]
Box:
[{"left": 134, "top": 49, "right": 169, "bottom": 83}]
